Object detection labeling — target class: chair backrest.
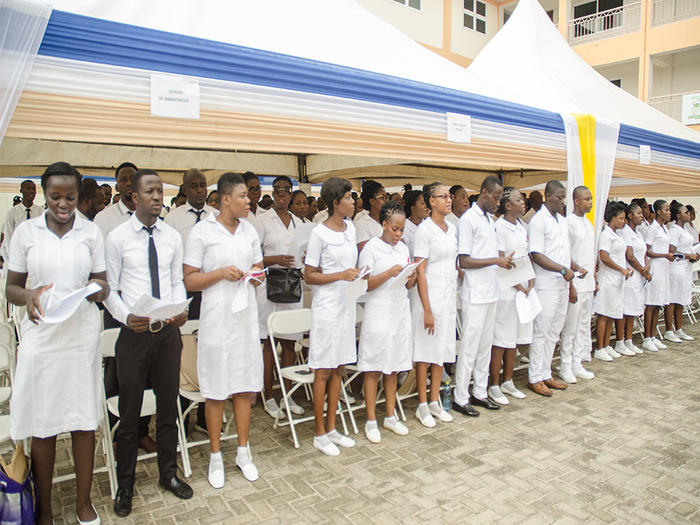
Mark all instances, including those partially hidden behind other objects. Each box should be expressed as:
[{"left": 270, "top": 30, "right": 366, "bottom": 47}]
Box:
[
  {"left": 180, "top": 320, "right": 199, "bottom": 335},
  {"left": 268, "top": 308, "right": 312, "bottom": 338},
  {"left": 99, "top": 328, "right": 121, "bottom": 358}
]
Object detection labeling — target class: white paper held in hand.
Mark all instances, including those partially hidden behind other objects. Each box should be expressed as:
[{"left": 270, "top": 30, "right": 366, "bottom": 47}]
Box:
[
  {"left": 231, "top": 269, "right": 267, "bottom": 313},
  {"left": 515, "top": 289, "right": 542, "bottom": 324},
  {"left": 495, "top": 256, "right": 535, "bottom": 291},
  {"left": 388, "top": 261, "right": 422, "bottom": 292},
  {"left": 130, "top": 295, "right": 193, "bottom": 321},
  {"left": 289, "top": 223, "right": 316, "bottom": 266},
  {"left": 40, "top": 282, "right": 102, "bottom": 324}
]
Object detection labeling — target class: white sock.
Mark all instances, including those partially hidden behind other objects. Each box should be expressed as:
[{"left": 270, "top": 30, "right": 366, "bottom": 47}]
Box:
[
  {"left": 385, "top": 415, "right": 397, "bottom": 425},
  {"left": 625, "top": 339, "right": 633, "bottom": 344},
  {"left": 210, "top": 451, "right": 223, "bottom": 464},
  {"left": 418, "top": 402, "right": 430, "bottom": 419},
  {"left": 365, "top": 420, "right": 378, "bottom": 430},
  {"left": 428, "top": 401, "right": 441, "bottom": 413},
  {"left": 236, "top": 445, "right": 251, "bottom": 465}
]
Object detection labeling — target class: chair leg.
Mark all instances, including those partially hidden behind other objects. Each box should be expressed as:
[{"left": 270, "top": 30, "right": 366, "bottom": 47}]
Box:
[
  {"left": 339, "top": 384, "right": 358, "bottom": 435},
  {"left": 395, "top": 394, "right": 407, "bottom": 422},
  {"left": 176, "top": 397, "right": 191, "bottom": 478},
  {"left": 101, "top": 410, "right": 117, "bottom": 500}
]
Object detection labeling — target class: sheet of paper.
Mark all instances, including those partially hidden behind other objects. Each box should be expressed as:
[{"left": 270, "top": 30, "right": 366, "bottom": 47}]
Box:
[
  {"left": 230, "top": 269, "right": 266, "bottom": 313},
  {"left": 131, "top": 294, "right": 192, "bottom": 320},
  {"left": 692, "top": 243, "right": 700, "bottom": 255},
  {"left": 495, "top": 256, "right": 535, "bottom": 291},
  {"left": 639, "top": 145, "right": 651, "bottom": 165},
  {"left": 388, "top": 261, "right": 421, "bottom": 292},
  {"left": 515, "top": 289, "right": 542, "bottom": 324},
  {"left": 345, "top": 278, "right": 368, "bottom": 308},
  {"left": 40, "top": 282, "right": 102, "bottom": 324},
  {"left": 290, "top": 223, "right": 316, "bottom": 266}
]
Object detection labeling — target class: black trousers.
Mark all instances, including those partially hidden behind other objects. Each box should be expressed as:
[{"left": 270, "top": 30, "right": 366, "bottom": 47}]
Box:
[{"left": 115, "top": 325, "right": 182, "bottom": 489}]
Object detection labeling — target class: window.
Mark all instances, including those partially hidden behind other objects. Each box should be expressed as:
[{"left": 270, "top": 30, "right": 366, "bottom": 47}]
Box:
[
  {"left": 610, "top": 79, "right": 622, "bottom": 87},
  {"left": 464, "top": 0, "right": 487, "bottom": 34},
  {"left": 393, "top": 0, "right": 421, "bottom": 9},
  {"left": 573, "top": 0, "right": 623, "bottom": 37}
]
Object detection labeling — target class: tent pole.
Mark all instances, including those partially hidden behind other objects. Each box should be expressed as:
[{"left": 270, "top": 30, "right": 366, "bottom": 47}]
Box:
[{"left": 297, "top": 154, "right": 308, "bottom": 183}]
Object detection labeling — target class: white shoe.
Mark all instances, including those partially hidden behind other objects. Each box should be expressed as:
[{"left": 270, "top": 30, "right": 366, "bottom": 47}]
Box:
[
  {"left": 383, "top": 417, "right": 408, "bottom": 436},
  {"left": 264, "top": 399, "right": 285, "bottom": 419},
  {"left": 313, "top": 435, "right": 340, "bottom": 456},
  {"left": 327, "top": 429, "right": 355, "bottom": 448},
  {"left": 364, "top": 423, "right": 381, "bottom": 444},
  {"left": 281, "top": 397, "right": 305, "bottom": 416},
  {"left": 572, "top": 366, "right": 595, "bottom": 380},
  {"left": 615, "top": 341, "right": 635, "bottom": 356},
  {"left": 625, "top": 339, "right": 643, "bottom": 354},
  {"left": 415, "top": 407, "right": 436, "bottom": 428},
  {"left": 500, "top": 380, "right": 526, "bottom": 399},
  {"left": 663, "top": 330, "right": 682, "bottom": 343},
  {"left": 77, "top": 505, "right": 100, "bottom": 525},
  {"left": 676, "top": 329, "right": 694, "bottom": 341},
  {"left": 428, "top": 403, "right": 454, "bottom": 422},
  {"left": 652, "top": 337, "right": 667, "bottom": 349},
  {"left": 487, "top": 385, "right": 510, "bottom": 405},
  {"left": 208, "top": 454, "right": 225, "bottom": 489},
  {"left": 558, "top": 368, "right": 577, "bottom": 384},
  {"left": 607, "top": 346, "right": 621, "bottom": 358},
  {"left": 642, "top": 338, "right": 658, "bottom": 352},
  {"left": 235, "top": 446, "right": 258, "bottom": 482},
  {"left": 594, "top": 348, "right": 613, "bottom": 361}
]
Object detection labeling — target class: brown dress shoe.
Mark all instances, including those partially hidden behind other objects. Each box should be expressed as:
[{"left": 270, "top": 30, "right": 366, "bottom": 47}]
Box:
[
  {"left": 528, "top": 382, "right": 552, "bottom": 397},
  {"left": 544, "top": 378, "right": 568, "bottom": 390},
  {"left": 138, "top": 435, "right": 157, "bottom": 453}
]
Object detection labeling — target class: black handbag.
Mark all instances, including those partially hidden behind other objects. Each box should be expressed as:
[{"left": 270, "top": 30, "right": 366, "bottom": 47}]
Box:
[{"left": 266, "top": 267, "right": 303, "bottom": 303}]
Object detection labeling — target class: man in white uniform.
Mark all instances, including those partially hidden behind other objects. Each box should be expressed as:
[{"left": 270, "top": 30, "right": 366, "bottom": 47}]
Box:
[
  {"left": 527, "top": 180, "right": 587, "bottom": 397},
  {"left": 1, "top": 180, "right": 43, "bottom": 263},
  {"left": 95, "top": 162, "right": 138, "bottom": 236},
  {"left": 453, "top": 176, "right": 513, "bottom": 417},
  {"left": 559, "top": 186, "right": 596, "bottom": 383}
]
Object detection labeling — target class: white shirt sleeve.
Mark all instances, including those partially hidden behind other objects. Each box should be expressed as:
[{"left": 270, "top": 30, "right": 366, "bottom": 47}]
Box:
[
  {"left": 644, "top": 223, "right": 656, "bottom": 246},
  {"left": 413, "top": 225, "right": 430, "bottom": 260},
  {"left": 170, "top": 234, "right": 187, "bottom": 302},
  {"left": 528, "top": 216, "right": 545, "bottom": 254},
  {"left": 495, "top": 221, "right": 506, "bottom": 253},
  {"left": 355, "top": 219, "right": 371, "bottom": 244},
  {"left": 668, "top": 226, "right": 680, "bottom": 248},
  {"left": 7, "top": 221, "right": 27, "bottom": 273},
  {"left": 91, "top": 227, "right": 107, "bottom": 273},
  {"left": 183, "top": 226, "right": 205, "bottom": 269},
  {"left": 457, "top": 216, "right": 474, "bottom": 256},
  {"left": 250, "top": 224, "right": 263, "bottom": 263},
  {"left": 304, "top": 229, "right": 323, "bottom": 268},
  {"left": 104, "top": 232, "right": 131, "bottom": 325},
  {"left": 598, "top": 230, "right": 612, "bottom": 253},
  {"left": 357, "top": 240, "right": 374, "bottom": 270}
]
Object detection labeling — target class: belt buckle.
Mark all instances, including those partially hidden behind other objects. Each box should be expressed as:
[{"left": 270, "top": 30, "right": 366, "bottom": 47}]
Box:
[{"left": 149, "top": 320, "right": 164, "bottom": 333}]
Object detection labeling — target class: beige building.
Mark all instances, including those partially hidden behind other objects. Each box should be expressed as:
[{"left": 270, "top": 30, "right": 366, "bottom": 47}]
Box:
[{"left": 357, "top": 0, "right": 700, "bottom": 131}]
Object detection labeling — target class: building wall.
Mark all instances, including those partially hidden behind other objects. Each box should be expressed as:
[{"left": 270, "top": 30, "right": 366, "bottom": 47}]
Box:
[
  {"left": 449, "top": 0, "right": 499, "bottom": 59},
  {"left": 355, "top": 0, "right": 444, "bottom": 49},
  {"left": 595, "top": 60, "right": 640, "bottom": 97}
]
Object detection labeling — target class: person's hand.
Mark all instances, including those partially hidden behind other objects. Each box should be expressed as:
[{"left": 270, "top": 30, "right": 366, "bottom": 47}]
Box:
[
  {"left": 569, "top": 286, "right": 578, "bottom": 304},
  {"left": 423, "top": 310, "right": 435, "bottom": 335},
  {"left": 577, "top": 267, "right": 588, "bottom": 279},
  {"left": 496, "top": 252, "right": 515, "bottom": 269},
  {"left": 622, "top": 268, "right": 633, "bottom": 279},
  {"left": 692, "top": 254, "right": 700, "bottom": 262},
  {"left": 220, "top": 266, "right": 244, "bottom": 281},
  {"left": 562, "top": 268, "right": 575, "bottom": 281},
  {"left": 126, "top": 313, "right": 150, "bottom": 333},
  {"left": 644, "top": 270, "right": 652, "bottom": 281},
  {"left": 165, "top": 311, "right": 188, "bottom": 328},
  {"left": 514, "top": 284, "right": 529, "bottom": 296},
  {"left": 643, "top": 263, "right": 650, "bottom": 274},
  {"left": 665, "top": 253, "right": 675, "bottom": 261},
  {"left": 277, "top": 255, "right": 296, "bottom": 268},
  {"left": 341, "top": 268, "right": 361, "bottom": 281},
  {"left": 86, "top": 279, "right": 109, "bottom": 303},
  {"left": 26, "top": 284, "right": 53, "bottom": 324},
  {"left": 405, "top": 271, "right": 417, "bottom": 289},
  {"left": 388, "top": 265, "right": 403, "bottom": 278}
]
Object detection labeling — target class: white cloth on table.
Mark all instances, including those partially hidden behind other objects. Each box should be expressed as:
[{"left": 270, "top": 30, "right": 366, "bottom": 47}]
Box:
[
  {"left": 164, "top": 203, "right": 216, "bottom": 244},
  {"left": 305, "top": 220, "right": 358, "bottom": 369},
  {"left": 411, "top": 218, "right": 457, "bottom": 366},
  {"left": 354, "top": 212, "right": 382, "bottom": 246},
  {"left": 528, "top": 206, "right": 571, "bottom": 289},
  {"left": 668, "top": 223, "right": 693, "bottom": 306},
  {"left": 254, "top": 210, "right": 304, "bottom": 339},
  {"left": 595, "top": 226, "right": 626, "bottom": 319},
  {"left": 644, "top": 221, "right": 670, "bottom": 306},
  {"left": 184, "top": 214, "right": 263, "bottom": 399},
  {"left": 566, "top": 214, "right": 596, "bottom": 293},
  {"left": 357, "top": 237, "right": 412, "bottom": 374},
  {"left": 9, "top": 213, "right": 105, "bottom": 439}
]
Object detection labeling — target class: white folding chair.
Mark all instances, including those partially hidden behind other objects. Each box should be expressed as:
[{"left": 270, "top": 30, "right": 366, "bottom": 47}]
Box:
[
  {"left": 175, "top": 320, "right": 237, "bottom": 478},
  {"left": 267, "top": 309, "right": 353, "bottom": 448}
]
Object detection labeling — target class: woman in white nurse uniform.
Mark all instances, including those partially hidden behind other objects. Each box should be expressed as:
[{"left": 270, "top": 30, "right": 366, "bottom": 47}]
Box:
[
  {"left": 401, "top": 190, "right": 429, "bottom": 258},
  {"left": 184, "top": 172, "right": 265, "bottom": 486},
  {"left": 666, "top": 201, "right": 699, "bottom": 342},
  {"left": 412, "top": 182, "right": 458, "bottom": 428},
  {"left": 255, "top": 176, "right": 305, "bottom": 420},
  {"left": 357, "top": 201, "right": 416, "bottom": 444},
  {"left": 355, "top": 180, "right": 387, "bottom": 253},
  {"left": 304, "top": 177, "right": 360, "bottom": 456},
  {"left": 643, "top": 200, "right": 674, "bottom": 352},
  {"left": 594, "top": 202, "right": 633, "bottom": 360},
  {"left": 6, "top": 162, "right": 109, "bottom": 525}
]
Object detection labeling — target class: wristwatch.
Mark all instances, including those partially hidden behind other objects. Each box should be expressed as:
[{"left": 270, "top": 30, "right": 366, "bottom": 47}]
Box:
[{"left": 560, "top": 267, "right": 568, "bottom": 276}]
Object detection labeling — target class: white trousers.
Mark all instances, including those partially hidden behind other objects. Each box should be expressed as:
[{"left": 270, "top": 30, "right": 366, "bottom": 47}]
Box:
[
  {"left": 529, "top": 285, "right": 568, "bottom": 384},
  {"left": 559, "top": 290, "right": 593, "bottom": 370},
  {"left": 455, "top": 299, "right": 496, "bottom": 405}
]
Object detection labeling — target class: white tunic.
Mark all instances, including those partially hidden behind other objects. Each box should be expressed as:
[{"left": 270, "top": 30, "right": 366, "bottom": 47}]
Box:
[
  {"left": 528, "top": 207, "right": 571, "bottom": 290},
  {"left": 94, "top": 199, "right": 132, "bottom": 237},
  {"left": 668, "top": 223, "right": 693, "bottom": 306},
  {"left": 494, "top": 217, "right": 529, "bottom": 301},
  {"left": 458, "top": 203, "right": 499, "bottom": 304},
  {"left": 357, "top": 238, "right": 412, "bottom": 374},
  {"left": 644, "top": 221, "right": 671, "bottom": 306},
  {"left": 566, "top": 214, "right": 596, "bottom": 293},
  {"left": 9, "top": 213, "right": 105, "bottom": 439},
  {"left": 402, "top": 219, "right": 419, "bottom": 258},
  {"left": 305, "top": 221, "right": 358, "bottom": 369},
  {"left": 164, "top": 203, "right": 216, "bottom": 244},
  {"left": 255, "top": 210, "right": 304, "bottom": 338},
  {"left": 184, "top": 214, "right": 263, "bottom": 399},
  {"left": 595, "top": 226, "right": 626, "bottom": 319},
  {"left": 354, "top": 212, "right": 382, "bottom": 246},
  {"left": 620, "top": 224, "right": 647, "bottom": 316},
  {"left": 411, "top": 218, "right": 457, "bottom": 365}
]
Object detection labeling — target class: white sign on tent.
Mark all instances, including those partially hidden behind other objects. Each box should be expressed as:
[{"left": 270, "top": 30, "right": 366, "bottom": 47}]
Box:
[{"left": 150, "top": 74, "right": 200, "bottom": 119}]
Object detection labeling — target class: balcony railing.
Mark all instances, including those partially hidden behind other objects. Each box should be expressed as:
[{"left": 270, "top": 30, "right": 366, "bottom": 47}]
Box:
[
  {"left": 652, "top": 0, "right": 700, "bottom": 26},
  {"left": 568, "top": 2, "right": 641, "bottom": 44},
  {"left": 648, "top": 92, "right": 694, "bottom": 121}
]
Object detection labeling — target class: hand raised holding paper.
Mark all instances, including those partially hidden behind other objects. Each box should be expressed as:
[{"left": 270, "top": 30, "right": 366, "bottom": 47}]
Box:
[
  {"left": 219, "top": 265, "right": 244, "bottom": 282},
  {"left": 27, "top": 284, "right": 53, "bottom": 324},
  {"left": 496, "top": 251, "right": 515, "bottom": 269}
]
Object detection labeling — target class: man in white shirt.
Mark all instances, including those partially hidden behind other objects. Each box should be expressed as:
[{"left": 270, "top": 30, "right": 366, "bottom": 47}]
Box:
[
  {"left": 559, "top": 186, "right": 596, "bottom": 383},
  {"left": 243, "top": 171, "right": 266, "bottom": 226},
  {"left": 453, "top": 176, "right": 513, "bottom": 417},
  {"left": 105, "top": 169, "right": 191, "bottom": 516},
  {"left": 446, "top": 185, "right": 469, "bottom": 227},
  {"left": 527, "top": 180, "right": 587, "bottom": 397},
  {"left": 94, "top": 162, "right": 138, "bottom": 237},
  {"left": 77, "top": 177, "right": 106, "bottom": 221},
  {"left": 1, "top": 180, "right": 44, "bottom": 262}
]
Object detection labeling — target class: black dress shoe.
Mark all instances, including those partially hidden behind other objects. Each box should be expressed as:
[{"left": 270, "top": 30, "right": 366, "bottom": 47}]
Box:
[
  {"left": 471, "top": 396, "right": 500, "bottom": 410},
  {"left": 113, "top": 487, "right": 132, "bottom": 517},
  {"left": 452, "top": 402, "right": 480, "bottom": 417},
  {"left": 159, "top": 476, "right": 193, "bottom": 500}
]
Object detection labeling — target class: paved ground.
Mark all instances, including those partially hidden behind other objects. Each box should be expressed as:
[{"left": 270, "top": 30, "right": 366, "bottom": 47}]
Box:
[{"left": 48, "top": 327, "right": 700, "bottom": 524}]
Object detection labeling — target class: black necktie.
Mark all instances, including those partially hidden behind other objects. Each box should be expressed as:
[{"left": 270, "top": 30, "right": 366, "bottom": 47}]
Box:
[
  {"left": 188, "top": 209, "right": 205, "bottom": 223},
  {"left": 144, "top": 226, "right": 160, "bottom": 299},
  {"left": 127, "top": 211, "right": 133, "bottom": 216},
  {"left": 25, "top": 208, "right": 30, "bottom": 220}
]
